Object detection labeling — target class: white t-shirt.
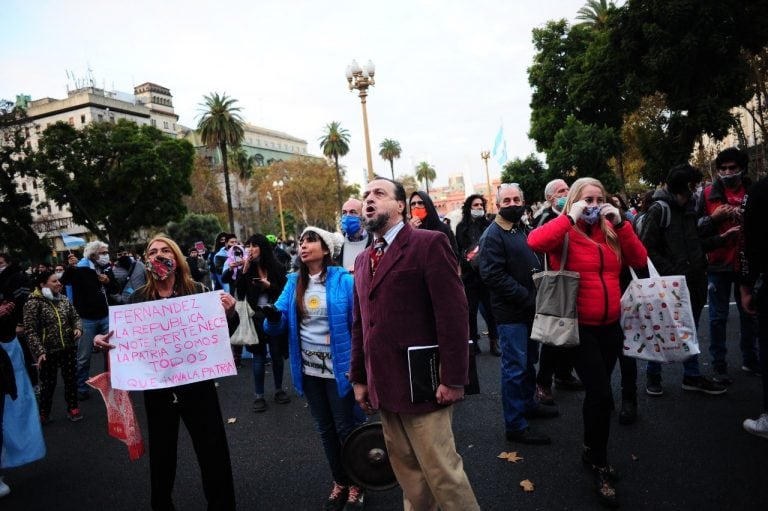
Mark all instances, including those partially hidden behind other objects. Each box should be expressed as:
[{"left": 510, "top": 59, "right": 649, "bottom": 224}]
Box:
[{"left": 300, "top": 273, "right": 334, "bottom": 378}]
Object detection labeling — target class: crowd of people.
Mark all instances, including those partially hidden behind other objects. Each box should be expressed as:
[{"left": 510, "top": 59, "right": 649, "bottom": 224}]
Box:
[{"left": 1, "top": 146, "right": 767, "bottom": 510}]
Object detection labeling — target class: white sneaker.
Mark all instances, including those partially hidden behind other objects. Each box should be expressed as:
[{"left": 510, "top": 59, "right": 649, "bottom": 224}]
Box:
[
  {"left": 743, "top": 413, "right": 768, "bottom": 440},
  {"left": 0, "top": 477, "right": 10, "bottom": 498}
]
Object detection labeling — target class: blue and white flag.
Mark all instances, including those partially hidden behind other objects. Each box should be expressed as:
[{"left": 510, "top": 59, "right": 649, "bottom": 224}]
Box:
[
  {"left": 491, "top": 124, "right": 508, "bottom": 166},
  {"left": 60, "top": 232, "right": 86, "bottom": 248}
]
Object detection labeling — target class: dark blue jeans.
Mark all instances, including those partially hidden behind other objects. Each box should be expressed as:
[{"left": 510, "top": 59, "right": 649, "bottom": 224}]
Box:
[
  {"left": 302, "top": 374, "right": 356, "bottom": 485},
  {"left": 498, "top": 323, "right": 538, "bottom": 433},
  {"left": 707, "top": 271, "right": 759, "bottom": 371},
  {"left": 251, "top": 321, "right": 285, "bottom": 396}
]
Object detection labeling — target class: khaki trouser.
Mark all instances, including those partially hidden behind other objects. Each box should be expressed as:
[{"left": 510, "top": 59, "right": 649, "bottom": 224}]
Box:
[{"left": 379, "top": 407, "right": 480, "bottom": 511}]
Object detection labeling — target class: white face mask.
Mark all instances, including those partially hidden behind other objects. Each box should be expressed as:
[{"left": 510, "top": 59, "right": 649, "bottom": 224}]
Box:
[
  {"left": 98, "top": 254, "right": 110, "bottom": 266},
  {"left": 41, "top": 287, "right": 55, "bottom": 300},
  {"left": 470, "top": 209, "right": 485, "bottom": 219},
  {"left": 55, "top": 272, "right": 64, "bottom": 279}
]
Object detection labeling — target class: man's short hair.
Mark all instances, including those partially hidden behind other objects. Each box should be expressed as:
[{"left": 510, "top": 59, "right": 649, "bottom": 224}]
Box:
[
  {"left": 497, "top": 182, "right": 524, "bottom": 204},
  {"left": 370, "top": 175, "right": 407, "bottom": 221},
  {"left": 715, "top": 147, "right": 748, "bottom": 171},
  {"left": 543, "top": 179, "right": 564, "bottom": 200},
  {"left": 666, "top": 164, "right": 703, "bottom": 195},
  {"left": 83, "top": 241, "right": 108, "bottom": 259}
]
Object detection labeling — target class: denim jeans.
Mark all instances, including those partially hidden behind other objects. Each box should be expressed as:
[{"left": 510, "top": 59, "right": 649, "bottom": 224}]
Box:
[
  {"left": 251, "top": 335, "right": 284, "bottom": 396},
  {"left": 498, "top": 323, "right": 538, "bottom": 433},
  {"left": 302, "top": 374, "right": 356, "bottom": 485},
  {"left": 78, "top": 317, "right": 109, "bottom": 393},
  {"left": 707, "top": 271, "right": 759, "bottom": 371}
]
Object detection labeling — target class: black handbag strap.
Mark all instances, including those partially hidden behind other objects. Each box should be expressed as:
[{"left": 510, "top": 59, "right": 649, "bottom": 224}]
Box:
[{"left": 544, "top": 233, "right": 570, "bottom": 272}]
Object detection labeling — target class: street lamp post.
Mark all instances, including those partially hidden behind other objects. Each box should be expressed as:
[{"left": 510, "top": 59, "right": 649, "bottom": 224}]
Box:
[
  {"left": 480, "top": 150, "right": 494, "bottom": 212},
  {"left": 272, "top": 179, "right": 286, "bottom": 242},
  {"left": 346, "top": 59, "right": 376, "bottom": 181}
]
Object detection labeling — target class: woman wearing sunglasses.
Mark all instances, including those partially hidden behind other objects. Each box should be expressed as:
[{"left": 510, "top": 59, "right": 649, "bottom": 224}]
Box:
[{"left": 528, "top": 177, "right": 647, "bottom": 508}]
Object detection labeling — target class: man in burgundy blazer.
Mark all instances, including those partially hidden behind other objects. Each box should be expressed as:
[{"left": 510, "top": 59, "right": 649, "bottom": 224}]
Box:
[{"left": 350, "top": 177, "right": 479, "bottom": 511}]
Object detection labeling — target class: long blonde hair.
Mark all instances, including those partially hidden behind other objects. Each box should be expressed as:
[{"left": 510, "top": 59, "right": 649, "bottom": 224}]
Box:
[
  {"left": 562, "top": 177, "right": 621, "bottom": 262},
  {"left": 142, "top": 235, "right": 197, "bottom": 299}
]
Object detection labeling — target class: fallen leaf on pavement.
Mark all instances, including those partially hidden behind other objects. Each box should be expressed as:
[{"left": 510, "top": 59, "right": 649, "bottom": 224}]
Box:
[
  {"left": 520, "top": 479, "right": 535, "bottom": 492},
  {"left": 497, "top": 451, "right": 524, "bottom": 463},
  {"left": 631, "top": 454, "right": 639, "bottom": 461},
  {"left": 227, "top": 417, "right": 237, "bottom": 424}
]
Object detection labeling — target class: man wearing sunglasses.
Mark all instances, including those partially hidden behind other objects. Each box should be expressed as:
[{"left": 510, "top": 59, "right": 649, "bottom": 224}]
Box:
[{"left": 697, "top": 147, "right": 759, "bottom": 384}]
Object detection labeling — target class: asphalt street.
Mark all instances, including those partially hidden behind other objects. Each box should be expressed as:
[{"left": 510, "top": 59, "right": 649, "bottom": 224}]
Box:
[{"left": 2, "top": 305, "right": 766, "bottom": 510}]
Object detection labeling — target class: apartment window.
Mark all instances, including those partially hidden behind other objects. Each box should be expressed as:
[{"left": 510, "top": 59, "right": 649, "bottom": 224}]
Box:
[
  {"left": 97, "top": 114, "right": 103, "bottom": 122},
  {"left": 34, "top": 193, "right": 39, "bottom": 202},
  {"left": 22, "top": 183, "right": 27, "bottom": 192},
  {"left": 254, "top": 154, "right": 264, "bottom": 167},
  {"left": 47, "top": 204, "right": 52, "bottom": 214},
  {"left": 151, "top": 119, "right": 157, "bottom": 127},
  {"left": 109, "top": 116, "right": 115, "bottom": 123},
  {"left": 68, "top": 117, "right": 74, "bottom": 125},
  {"left": 163, "top": 121, "right": 169, "bottom": 129},
  {"left": 80, "top": 114, "right": 86, "bottom": 124},
  {"left": 32, "top": 180, "right": 37, "bottom": 189}
]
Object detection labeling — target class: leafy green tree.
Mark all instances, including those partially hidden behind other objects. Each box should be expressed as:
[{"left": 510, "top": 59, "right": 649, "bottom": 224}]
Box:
[
  {"left": 378, "top": 139, "right": 402, "bottom": 180},
  {"left": 415, "top": 161, "right": 436, "bottom": 195},
  {"left": 34, "top": 119, "right": 194, "bottom": 249},
  {"left": 197, "top": 92, "right": 245, "bottom": 234},
  {"left": 166, "top": 213, "right": 223, "bottom": 252},
  {"left": 576, "top": 0, "right": 613, "bottom": 29},
  {"left": 0, "top": 106, "right": 47, "bottom": 259},
  {"left": 546, "top": 116, "right": 620, "bottom": 191},
  {"left": 319, "top": 121, "right": 350, "bottom": 213},
  {"left": 500, "top": 155, "right": 552, "bottom": 204},
  {"left": 185, "top": 155, "right": 226, "bottom": 224}
]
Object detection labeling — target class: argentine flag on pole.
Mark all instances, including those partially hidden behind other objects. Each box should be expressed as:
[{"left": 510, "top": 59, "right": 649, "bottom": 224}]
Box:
[
  {"left": 491, "top": 124, "right": 508, "bottom": 166},
  {"left": 60, "top": 232, "right": 86, "bottom": 249}
]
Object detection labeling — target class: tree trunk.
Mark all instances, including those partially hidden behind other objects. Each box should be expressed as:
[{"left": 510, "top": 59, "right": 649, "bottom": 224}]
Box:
[
  {"left": 425, "top": 179, "right": 430, "bottom": 195},
  {"left": 220, "top": 142, "right": 235, "bottom": 233},
  {"left": 334, "top": 154, "right": 343, "bottom": 214},
  {"left": 389, "top": 159, "right": 395, "bottom": 180}
]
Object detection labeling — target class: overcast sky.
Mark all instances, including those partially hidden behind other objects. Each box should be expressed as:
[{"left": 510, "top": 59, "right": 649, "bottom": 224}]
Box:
[{"left": 2, "top": 0, "right": 587, "bottom": 190}]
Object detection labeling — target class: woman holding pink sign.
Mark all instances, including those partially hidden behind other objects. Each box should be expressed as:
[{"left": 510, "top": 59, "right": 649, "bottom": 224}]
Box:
[{"left": 95, "top": 235, "right": 240, "bottom": 511}]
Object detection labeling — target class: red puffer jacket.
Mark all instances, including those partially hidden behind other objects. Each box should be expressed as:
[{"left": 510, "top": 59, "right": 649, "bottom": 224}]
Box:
[{"left": 528, "top": 214, "right": 647, "bottom": 326}]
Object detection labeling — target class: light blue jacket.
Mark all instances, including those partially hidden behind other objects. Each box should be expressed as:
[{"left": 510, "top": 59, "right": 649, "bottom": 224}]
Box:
[{"left": 264, "top": 266, "right": 354, "bottom": 398}]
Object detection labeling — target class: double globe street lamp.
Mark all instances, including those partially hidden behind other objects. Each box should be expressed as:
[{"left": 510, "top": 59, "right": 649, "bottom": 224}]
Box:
[
  {"left": 272, "top": 179, "right": 286, "bottom": 242},
  {"left": 346, "top": 59, "right": 376, "bottom": 181}
]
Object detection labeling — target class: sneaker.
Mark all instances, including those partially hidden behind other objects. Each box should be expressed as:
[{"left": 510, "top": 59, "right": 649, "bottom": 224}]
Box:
[
  {"left": 274, "top": 389, "right": 291, "bottom": 404},
  {"left": 741, "top": 362, "right": 761, "bottom": 375},
  {"left": 324, "top": 481, "right": 348, "bottom": 511},
  {"left": 594, "top": 466, "right": 619, "bottom": 508},
  {"left": 681, "top": 376, "right": 727, "bottom": 395},
  {"left": 743, "top": 413, "right": 768, "bottom": 440},
  {"left": 253, "top": 398, "right": 267, "bottom": 413},
  {"left": 0, "top": 477, "right": 10, "bottom": 498},
  {"left": 67, "top": 408, "right": 84, "bottom": 422},
  {"left": 645, "top": 378, "right": 664, "bottom": 396},
  {"left": 343, "top": 485, "right": 366, "bottom": 511},
  {"left": 535, "top": 384, "right": 555, "bottom": 405},
  {"left": 554, "top": 374, "right": 584, "bottom": 391},
  {"left": 712, "top": 370, "right": 733, "bottom": 385}
]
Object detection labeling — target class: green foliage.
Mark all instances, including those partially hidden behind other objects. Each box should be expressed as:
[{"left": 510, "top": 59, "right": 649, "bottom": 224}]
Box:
[
  {"left": 414, "top": 161, "right": 436, "bottom": 194},
  {"left": 547, "top": 116, "right": 620, "bottom": 190},
  {"left": 378, "top": 138, "right": 402, "bottom": 180},
  {"left": 0, "top": 107, "right": 48, "bottom": 259},
  {"left": 197, "top": 92, "right": 245, "bottom": 233},
  {"left": 34, "top": 119, "right": 194, "bottom": 249},
  {"left": 500, "top": 154, "right": 551, "bottom": 203},
  {"left": 165, "top": 213, "right": 223, "bottom": 252},
  {"left": 319, "top": 121, "right": 351, "bottom": 211}
]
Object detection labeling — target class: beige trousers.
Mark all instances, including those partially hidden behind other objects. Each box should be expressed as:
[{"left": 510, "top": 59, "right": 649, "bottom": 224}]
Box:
[{"left": 379, "top": 407, "right": 480, "bottom": 511}]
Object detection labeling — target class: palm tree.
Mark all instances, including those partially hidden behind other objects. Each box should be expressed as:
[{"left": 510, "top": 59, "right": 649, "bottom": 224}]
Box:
[
  {"left": 378, "top": 139, "right": 402, "bottom": 180},
  {"left": 318, "top": 121, "right": 350, "bottom": 212},
  {"left": 229, "top": 147, "right": 255, "bottom": 238},
  {"left": 197, "top": 92, "right": 245, "bottom": 233},
  {"left": 576, "top": 0, "right": 612, "bottom": 29},
  {"left": 415, "top": 161, "right": 436, "bottom": 195}
]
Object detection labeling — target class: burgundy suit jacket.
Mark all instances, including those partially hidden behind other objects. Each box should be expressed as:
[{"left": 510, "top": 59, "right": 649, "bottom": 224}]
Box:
[{"left": 350, "top": 223, "right": 469, "bottom": 414}]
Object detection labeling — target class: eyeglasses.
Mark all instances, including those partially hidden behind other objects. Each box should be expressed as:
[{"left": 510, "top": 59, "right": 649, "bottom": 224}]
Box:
[
  {"left": 582, "top": 196, "right": 605, "bottom": 205},
  {"left": 410, "top": 200, "right": 425, "bottom": 208}
]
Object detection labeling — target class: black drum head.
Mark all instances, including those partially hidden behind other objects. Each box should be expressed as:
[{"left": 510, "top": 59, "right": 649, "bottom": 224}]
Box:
[{"left": 341, "top": 421, "right": 398, "bottom": 490}]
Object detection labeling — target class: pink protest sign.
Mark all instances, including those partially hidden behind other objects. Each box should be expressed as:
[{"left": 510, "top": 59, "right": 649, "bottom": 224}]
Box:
[{"left": 108, "top": 292, "right": 236, "bottom": 390}]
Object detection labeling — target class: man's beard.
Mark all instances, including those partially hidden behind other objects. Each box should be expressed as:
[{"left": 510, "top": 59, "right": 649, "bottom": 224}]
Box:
[{"left": 365, "top": 211, "right": 390, "bottom": 233}]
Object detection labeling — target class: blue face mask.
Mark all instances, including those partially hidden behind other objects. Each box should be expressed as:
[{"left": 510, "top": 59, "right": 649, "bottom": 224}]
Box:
[
  {"left": 555, "top": 197, "right": 567, "bottom": 211},
  {"left": 582, "top": 206, "right": 601, "bottom": 225},
  {"left": 341, "top": 215, "right": 361, "bottom": 236}
]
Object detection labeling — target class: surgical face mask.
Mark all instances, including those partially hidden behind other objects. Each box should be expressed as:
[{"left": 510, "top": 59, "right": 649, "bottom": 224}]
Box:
[
  {"left": 411, "top": 207, "right": 428, "bottom": 221},
  {"left": 555, "top": 197, "right": 568, "bottom": 211},
  {"left": 719, "top": 172, "right": 742, "bottom": 189},
  {"left": 340, "top": 215, "right": 362, "bottom": 236},
  {"left": 97, "top": 254, "right": 110, "bottom": 266},
  {"left": 41, "top": 287, "right": 55, "bottom": 300},
  {"left": 55, "top": 271, "right": 64, "bottom": 279},
  {"left": 582, "top": 206, "right": 601, "bottom": 225},
  {"left": 470, "top": 209, "right": 485, "bottom": 219}
]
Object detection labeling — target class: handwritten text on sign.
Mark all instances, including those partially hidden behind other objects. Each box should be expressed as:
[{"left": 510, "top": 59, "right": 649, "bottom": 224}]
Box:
[{"left": 109, "top": 292, "right": 236, "bottom": 390}]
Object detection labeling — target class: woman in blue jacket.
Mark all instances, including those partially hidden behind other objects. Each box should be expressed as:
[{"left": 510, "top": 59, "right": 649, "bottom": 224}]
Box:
[{"left": 264, "top": 226, "right": 365, "bottom": 511}]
